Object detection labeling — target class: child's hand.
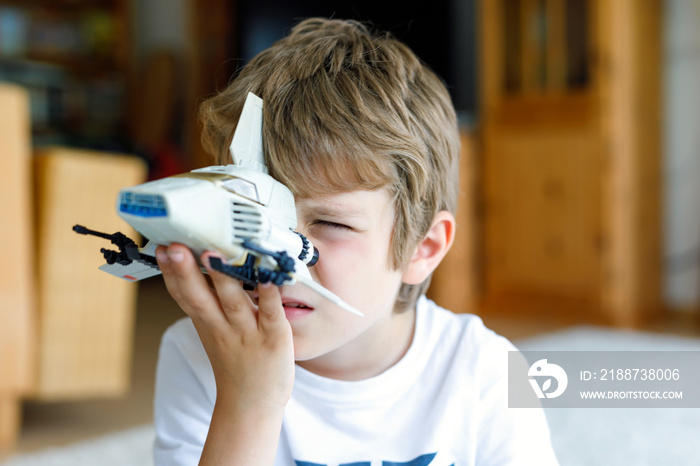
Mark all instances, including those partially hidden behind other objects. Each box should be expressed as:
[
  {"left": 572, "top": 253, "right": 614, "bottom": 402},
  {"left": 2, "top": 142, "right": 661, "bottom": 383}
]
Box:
[{"left": 155, "top": 243, "right": 295, "bottom": 412}]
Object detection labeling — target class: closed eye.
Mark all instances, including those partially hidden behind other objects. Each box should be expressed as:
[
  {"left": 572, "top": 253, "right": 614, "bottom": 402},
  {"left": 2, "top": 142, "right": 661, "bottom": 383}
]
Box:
[{"left": 313, "top": 220, "right": 353, "bottom": 231}]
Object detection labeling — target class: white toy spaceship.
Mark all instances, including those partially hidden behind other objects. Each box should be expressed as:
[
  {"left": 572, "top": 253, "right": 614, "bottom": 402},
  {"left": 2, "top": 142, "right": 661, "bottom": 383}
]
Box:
[{"left": 75, "top": 93, "right": 362, "bottom": 317}]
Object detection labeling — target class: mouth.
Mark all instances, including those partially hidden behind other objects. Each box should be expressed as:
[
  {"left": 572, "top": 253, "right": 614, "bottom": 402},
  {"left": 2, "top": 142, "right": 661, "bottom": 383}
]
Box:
[
  {"left": 281, "top": 300, "right": 314, "bottom": 320},
  {"left": 250, "top": 291, "right": 315, "bottom": 320},
  {"left": 283, "top": 302, "right": 312, "bottom": 309}
]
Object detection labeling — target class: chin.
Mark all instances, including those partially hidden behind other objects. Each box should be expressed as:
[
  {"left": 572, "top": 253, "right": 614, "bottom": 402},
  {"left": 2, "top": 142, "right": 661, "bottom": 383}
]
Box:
[
  {"left": 291, "top": 337, "right": 336, "bottom": 363},
  {"left": 292, "top": 345, "right": 322, "bottom": 363}
]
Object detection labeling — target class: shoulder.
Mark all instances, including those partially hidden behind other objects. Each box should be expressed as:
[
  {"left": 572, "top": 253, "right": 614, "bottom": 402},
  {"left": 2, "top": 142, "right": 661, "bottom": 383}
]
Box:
[
  {"left": 412, "top": 297, "right": 519, "bottom": 404},
  {"left": 418, "top": 296, "right": 515, "bottom": 362},
  {"left": 419, "top": 299, "right": 558, "bottom": 464},
  {"left": 417, "top": 297, "right": 527, "bottom": 407}
]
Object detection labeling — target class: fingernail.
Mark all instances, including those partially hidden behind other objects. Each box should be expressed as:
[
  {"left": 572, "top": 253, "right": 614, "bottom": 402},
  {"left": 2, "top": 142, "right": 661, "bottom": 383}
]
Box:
[
  {"left": 155, "top": 251, "right": 168, "bottom": 264},
  {"left": 168, "top": 250, "right": 184, "bottom": 263}
]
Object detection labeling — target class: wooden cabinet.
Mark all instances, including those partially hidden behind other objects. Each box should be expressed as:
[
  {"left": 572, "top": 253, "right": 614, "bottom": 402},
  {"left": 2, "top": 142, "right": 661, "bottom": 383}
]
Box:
[
  {"left": 0, "top": 84, "right": 35, "bottom": 449},
  {"left": 33, "top": 148, "right": 146, "bottom": 400},
  {"left": 476, "top": 0, "right": 663, "bottom": 326},
  {"left": 0, "top": 88, "right": 147, "bottom": 450}
]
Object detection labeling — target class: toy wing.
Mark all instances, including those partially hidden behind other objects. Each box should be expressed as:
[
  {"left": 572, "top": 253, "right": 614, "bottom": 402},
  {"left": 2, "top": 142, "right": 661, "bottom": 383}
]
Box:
[
  {"left": 73, "top": 225, "right": 161, "bottom": 281},
  {"left": 99, "top": 241, "right": 161, "bottom": 281}
]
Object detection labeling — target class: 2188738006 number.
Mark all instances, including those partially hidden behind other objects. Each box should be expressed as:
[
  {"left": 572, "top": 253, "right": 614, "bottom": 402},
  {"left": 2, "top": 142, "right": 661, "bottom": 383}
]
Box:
[{"left": 600, "top": 368, "right": 680, "bottom": 381}]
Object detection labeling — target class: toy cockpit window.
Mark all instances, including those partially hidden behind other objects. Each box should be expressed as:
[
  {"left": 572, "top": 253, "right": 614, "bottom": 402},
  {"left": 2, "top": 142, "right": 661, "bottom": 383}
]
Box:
[{"left": 221, "top": 178, "right": 261, "bottom": 204}]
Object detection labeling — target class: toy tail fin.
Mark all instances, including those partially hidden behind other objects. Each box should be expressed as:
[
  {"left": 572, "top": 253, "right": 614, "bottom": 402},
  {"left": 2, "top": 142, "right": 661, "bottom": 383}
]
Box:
[{"left": 229, "top": 92, "right": 267, "bottom": 173}]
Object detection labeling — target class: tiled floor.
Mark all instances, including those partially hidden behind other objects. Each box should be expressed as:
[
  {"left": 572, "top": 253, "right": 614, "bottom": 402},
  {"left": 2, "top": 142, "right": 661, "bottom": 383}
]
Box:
[{"left": 6, "top": 279, "right": 700, "bottom": 456}]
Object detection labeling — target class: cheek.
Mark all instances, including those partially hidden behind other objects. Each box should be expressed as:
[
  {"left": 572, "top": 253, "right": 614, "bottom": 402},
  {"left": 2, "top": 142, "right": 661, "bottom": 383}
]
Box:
[
  {"left": 310, "top": 240, "right": 365, "bottom": 289},
  {"left": 312, "top": 237, "right": 399, "bottom": 303}
]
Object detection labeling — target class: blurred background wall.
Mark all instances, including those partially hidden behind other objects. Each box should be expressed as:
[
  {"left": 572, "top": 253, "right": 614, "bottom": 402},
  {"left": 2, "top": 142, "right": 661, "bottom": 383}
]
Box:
[{"left": 664, "top": 0, "right": 700, "bottom": 310}]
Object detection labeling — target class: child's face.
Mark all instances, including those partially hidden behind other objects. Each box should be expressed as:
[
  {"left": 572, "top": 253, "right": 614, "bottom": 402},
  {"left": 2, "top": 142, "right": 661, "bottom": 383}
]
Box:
[{"left": 271, "top": 188, "right": 413, "bottom": 378}]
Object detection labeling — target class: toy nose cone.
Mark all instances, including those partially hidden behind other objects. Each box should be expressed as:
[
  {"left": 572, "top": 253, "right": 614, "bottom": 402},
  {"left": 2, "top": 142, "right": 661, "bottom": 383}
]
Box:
[{"left": 307, "top": 247, "right": 320, "bottom": 266}]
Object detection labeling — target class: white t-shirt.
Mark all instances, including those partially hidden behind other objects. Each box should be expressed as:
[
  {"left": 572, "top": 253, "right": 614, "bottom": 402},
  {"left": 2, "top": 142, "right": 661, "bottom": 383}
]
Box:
[{"left": 154, "top": 296, "right": 559, "bottom": 465}]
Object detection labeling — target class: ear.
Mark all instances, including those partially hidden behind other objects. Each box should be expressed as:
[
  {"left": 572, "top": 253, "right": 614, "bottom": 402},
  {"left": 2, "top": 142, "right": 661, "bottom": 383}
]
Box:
[{"left": 401, "top": 211, "right": 456, "bottom": 285}]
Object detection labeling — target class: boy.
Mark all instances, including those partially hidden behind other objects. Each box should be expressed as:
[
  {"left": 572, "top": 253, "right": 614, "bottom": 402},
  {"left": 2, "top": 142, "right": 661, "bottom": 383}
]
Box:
[{"left": 153, "top": 18, "right": 558, "bottom": 465}]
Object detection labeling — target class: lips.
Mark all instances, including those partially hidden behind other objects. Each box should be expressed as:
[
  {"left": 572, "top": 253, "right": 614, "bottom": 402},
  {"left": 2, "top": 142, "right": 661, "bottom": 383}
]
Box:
[
  {"left": 281, "top": 299, "right": 314, "bottom": 320},
  {"left": 250, "top": 292, "right": 314, "bottom": 320},
  {"left": 283, "top": 302, "right": 311, "bottom": 309}
]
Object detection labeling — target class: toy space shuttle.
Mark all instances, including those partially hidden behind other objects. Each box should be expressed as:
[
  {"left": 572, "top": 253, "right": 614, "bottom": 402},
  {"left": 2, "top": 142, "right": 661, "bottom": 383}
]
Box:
[{"left": 75, "top": 93, "right": 362, "bottom": 317}]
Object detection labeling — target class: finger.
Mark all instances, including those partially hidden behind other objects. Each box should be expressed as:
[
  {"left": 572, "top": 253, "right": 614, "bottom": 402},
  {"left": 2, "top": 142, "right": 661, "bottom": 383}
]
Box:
[
  {"left": 256, "top": 281, "right": 287, "bottom": 335},
  {"left": 159, "top": 244, "right": 225, "bottom": 326},
  {"left": 155, "top": 245, "right": 172, "bottom": 276},
  {"left": 155, "top": 245, "right": 181, "bottom": 300},
  {"left": 202, "top": 252, "right": 257, "bottom": 331}
]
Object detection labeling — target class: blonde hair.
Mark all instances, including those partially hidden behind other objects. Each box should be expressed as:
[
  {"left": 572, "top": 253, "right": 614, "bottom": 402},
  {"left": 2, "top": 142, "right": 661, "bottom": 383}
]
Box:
[{"left": 199, "top": 18, "right": 460, "bottom": 311}]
